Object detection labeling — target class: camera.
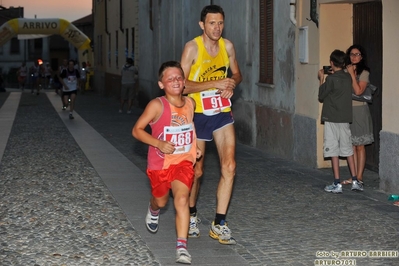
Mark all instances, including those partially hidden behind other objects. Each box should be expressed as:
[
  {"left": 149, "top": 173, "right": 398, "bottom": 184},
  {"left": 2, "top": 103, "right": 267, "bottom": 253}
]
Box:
[{"left": 323, "top": 66, "right": 332, "bottom": 74}]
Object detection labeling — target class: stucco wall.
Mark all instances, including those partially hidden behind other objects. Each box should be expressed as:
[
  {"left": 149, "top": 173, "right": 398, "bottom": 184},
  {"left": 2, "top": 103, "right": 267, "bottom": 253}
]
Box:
[{"left": 380, "top": 0, "right": 399, "bottom": 193}]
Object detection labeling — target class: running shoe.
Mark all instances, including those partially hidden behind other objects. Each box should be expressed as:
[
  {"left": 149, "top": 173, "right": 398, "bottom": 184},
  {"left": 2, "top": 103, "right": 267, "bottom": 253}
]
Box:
[
  {"left": 145, "top": 205, "right": 159, "bottom": 233},
  {"left": 69, "top": 114, "right": 74, "bottom": 119},
  {"left": 188, "top": 213, "right": 200, "bottom": 238},
  {"left": 176, "top": 248, "right": 191, "bottom": 264},
  {"left": 209, "top": 221, "right": 236, "bottom": 245},
  {"left": 351, "top": 180, "right": 364, "bottom": 192},
  {"left": 324, "top": 183, "right": 343, "bottom": 193}
]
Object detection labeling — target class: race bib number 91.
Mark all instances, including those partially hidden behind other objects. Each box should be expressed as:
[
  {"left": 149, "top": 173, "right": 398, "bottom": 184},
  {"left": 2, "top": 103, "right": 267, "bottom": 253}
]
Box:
[
  {"left": 201, "top": 90, "right": 231, "bottom": 116},
  {"left": 164, "top": 124, "right": 194, "bottom": 154}
]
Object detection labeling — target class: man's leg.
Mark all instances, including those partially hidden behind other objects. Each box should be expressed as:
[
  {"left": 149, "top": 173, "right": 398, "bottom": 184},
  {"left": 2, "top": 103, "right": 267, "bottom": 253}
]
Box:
[
  {"left": 68, "top": 93, "right": 76, "bottom": 119},
  {"left": 209, "top": 124, "right": 237, "bottom": 245},
  {"left": 213, "top": 124, "right": 236, "bottom": 215}
]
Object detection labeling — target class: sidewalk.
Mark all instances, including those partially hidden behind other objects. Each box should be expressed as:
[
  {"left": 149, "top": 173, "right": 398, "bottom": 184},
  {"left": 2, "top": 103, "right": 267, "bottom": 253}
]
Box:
[{"left": 1, "top": 89, "right": 399, "bottom": 265}]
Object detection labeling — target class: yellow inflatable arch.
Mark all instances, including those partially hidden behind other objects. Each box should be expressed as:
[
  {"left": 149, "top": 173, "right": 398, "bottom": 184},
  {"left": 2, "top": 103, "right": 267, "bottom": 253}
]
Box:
[{"left": 0, "top": 18, "right": 91, "bottom": 50}]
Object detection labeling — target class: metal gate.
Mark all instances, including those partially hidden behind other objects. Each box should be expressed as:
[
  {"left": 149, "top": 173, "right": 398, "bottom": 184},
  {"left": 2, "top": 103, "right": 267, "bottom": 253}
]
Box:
[{"left": 353, "top": 0, "right": 382, "bottom": 172}]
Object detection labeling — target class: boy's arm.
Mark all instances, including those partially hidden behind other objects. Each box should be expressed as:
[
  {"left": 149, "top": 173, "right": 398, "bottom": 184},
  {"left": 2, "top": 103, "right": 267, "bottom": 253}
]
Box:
[
  {"left": 132, "top": 99, "right": 176, "bottom": 154},
  {"left": 318, "top": 73, "right": 332, "bottom": 102}
]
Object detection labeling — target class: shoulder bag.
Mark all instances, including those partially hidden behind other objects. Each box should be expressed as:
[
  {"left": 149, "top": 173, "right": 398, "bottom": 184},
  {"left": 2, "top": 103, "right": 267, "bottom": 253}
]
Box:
[{"left": 352, "top": 83, "right": 377, "bottom": 103}]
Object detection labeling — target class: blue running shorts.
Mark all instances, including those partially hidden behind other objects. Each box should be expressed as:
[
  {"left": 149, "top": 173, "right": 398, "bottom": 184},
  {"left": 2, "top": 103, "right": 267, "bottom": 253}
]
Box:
[{"left": 194, "top": 112, "right": 234, "bottom": 141}]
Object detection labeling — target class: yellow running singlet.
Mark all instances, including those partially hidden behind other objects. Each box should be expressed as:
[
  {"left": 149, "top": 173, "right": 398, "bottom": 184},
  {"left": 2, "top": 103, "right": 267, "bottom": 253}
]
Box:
[{"left": 188, "top": 36, "right": 230, "bottom": 115}]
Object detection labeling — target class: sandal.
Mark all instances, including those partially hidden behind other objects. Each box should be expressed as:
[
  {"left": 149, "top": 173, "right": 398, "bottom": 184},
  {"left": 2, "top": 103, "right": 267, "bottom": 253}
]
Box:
[{"left": 341, "top": 179, "right": 352, "bottom": 185}]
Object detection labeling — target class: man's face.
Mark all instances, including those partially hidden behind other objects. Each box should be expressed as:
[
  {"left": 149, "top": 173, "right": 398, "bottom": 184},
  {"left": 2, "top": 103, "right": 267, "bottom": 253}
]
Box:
[{"left": 200, "top": 13, "right": 224, "bottom": 41}]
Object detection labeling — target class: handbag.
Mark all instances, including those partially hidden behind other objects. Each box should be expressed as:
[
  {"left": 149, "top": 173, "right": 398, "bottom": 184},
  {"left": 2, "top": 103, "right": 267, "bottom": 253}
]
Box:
[{"left": 352, "top": 83, "right": 377, "bottom": 103}]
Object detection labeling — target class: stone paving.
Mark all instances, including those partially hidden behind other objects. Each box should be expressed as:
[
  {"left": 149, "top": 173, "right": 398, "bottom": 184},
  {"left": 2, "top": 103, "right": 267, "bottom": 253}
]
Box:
[{"left": 1, "top": 89, "right": 399, "bottom": 265}]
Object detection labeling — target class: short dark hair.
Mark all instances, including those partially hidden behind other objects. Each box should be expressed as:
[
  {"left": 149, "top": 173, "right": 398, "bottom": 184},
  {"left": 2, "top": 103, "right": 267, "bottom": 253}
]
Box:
[
  {"left": 158, "top": 61, "right": 184, "bottom": 81},
  {"left": 200, "top": 5, "right": 225, "bottom": 22},
  {"left": 330, "top": 50, "right": 346, "bottom": 69},
  {"left": 126, "top": 58, "right": 133, "bottom": 64}
]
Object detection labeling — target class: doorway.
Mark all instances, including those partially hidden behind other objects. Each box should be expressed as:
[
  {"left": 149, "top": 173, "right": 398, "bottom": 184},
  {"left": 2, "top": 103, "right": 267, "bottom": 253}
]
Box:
[{"left": 353, "top": 1, "right": 382, "bottom": 172}]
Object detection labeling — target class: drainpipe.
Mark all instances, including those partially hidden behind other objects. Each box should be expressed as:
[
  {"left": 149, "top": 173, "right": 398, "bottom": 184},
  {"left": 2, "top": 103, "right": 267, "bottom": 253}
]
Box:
[
  {"left": 119, "top": 0, "right": 124, "bottom": 32},
  {"left": 105, "top": 0, "right": 109, "bottom": 35},
  {"left": 290, "top": 0, "right": 297, "bottom": 25}
]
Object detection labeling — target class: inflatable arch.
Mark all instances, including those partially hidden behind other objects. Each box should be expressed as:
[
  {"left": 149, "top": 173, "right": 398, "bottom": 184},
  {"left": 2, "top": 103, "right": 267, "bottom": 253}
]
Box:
[{"left": 0, "top": 18, "right": 91, "bottom": 50}]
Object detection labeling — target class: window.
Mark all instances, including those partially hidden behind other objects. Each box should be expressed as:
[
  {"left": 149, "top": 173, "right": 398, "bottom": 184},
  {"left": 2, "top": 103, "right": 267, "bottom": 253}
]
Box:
[
  {"left": 10, "top": 37, "right": 20, "bottom": 54},
  {"left": 108, "top": 33, "right": 111, "bottom": 67},
  {"left": 125, "top": 28, "right": 129, "bottom": 59},
  {"left": 34, "top": 38, "right": 42, "bottom": 50},
  {"left": 99, "top": 35, "right": 103, "bottom": 66},
  {"left": 259, "top": 0, "right": 273, "bottom": 84},
  {"left": 115, "top": 30, "right": 118, "bottom": 68},
  {"left": 131, "top": 27, "right": 135, "bottom": 61}
]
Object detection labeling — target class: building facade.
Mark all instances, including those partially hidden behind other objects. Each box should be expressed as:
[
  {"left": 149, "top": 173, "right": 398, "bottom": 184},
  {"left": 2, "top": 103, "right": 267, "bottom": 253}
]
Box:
[
  {"left": 92, "top": 0, "right": 399, "bottom": 193},
  {"left": 92, "top": 0, "right": 139, "bottom": 97}
]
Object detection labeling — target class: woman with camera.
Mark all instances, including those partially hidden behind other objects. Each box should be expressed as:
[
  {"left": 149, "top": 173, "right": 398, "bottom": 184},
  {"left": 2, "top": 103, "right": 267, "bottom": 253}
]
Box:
[{"left": 341, "top": 44, "right": 374, "bottom": 188}]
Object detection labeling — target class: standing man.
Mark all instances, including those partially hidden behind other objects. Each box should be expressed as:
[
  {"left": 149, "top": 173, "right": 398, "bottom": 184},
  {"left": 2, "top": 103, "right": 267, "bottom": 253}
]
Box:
[
  {"left": 180, "top": 4, "right": 242, "bottom": 245},
  {"left": 43, "top": 62, "right": 53, "bottom": 89},
  {"left": 59, "top": 59, "right": 80, "bottom": 119},
  {"left": 17, "top": 62, "right": 28, "bottom": 90},
  {"left": 29, "top": 60, "right": 40, "bottom": 95},
  {"left": 119, "top": 58, "right": 138, "bottom": 114},
  {"left": 79, "top": 62, "right": 89, "bottom": 94}
]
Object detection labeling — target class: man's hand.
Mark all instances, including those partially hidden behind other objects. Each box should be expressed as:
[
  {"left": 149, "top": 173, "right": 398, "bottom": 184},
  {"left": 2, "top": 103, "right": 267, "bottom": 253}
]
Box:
[{"left": 216, "top": 78, "right": 236, "bottom": 98}]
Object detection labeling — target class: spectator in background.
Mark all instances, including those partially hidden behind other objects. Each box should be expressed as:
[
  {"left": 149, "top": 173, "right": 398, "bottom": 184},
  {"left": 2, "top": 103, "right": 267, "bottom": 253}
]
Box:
[
  {"left": 79, "top": 62, "right": 89, "bottom": 94},
  {"left": 60, "top": 59, "right": 80, "bottom": 119},
  {"left": 341, "top": 44, "right": 374, "bottom": 187},
  {"left": 17, "top": 62, "right": 28, "bottom": 91},
  {"left": 119, "top": 58, "right": 138, "bottom": 114},
  {"left": 30, "top": 60, "right": 41, "bottom": 95},
  {"left": 43, "top": 62, "right": 53, "bottom": 89}
]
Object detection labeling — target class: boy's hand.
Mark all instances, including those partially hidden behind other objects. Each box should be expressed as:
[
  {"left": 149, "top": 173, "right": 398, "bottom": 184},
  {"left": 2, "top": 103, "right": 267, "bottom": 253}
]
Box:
[
  {"left": 318, "top": 69, "right": 326, "bottom": 85},
  {"left": 318, "top": 69, "right": 325, "bottom": 80},
  {"left": 196, "top": 146, "right": 202, "bottom": 159},
  {"left": 157, "top": 141, "right": 176, "bottom": 154}
]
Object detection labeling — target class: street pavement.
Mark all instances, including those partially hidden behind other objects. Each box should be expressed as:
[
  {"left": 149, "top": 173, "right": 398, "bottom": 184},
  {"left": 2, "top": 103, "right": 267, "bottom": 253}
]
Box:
[{"left": 1, "top": 88, "right": 399, "bottom": 266}]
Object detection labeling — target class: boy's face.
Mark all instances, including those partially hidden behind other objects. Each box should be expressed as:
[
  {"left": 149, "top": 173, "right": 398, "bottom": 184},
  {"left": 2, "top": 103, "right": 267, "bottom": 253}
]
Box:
[{"left": 158, "top": 67, "right": 185, "bottom": 96}]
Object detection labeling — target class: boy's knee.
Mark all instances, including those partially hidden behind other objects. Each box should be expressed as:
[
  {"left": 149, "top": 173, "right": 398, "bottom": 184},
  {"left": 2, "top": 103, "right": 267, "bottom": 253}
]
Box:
[{"left": 194, "top": 167, "right": 203, "bottom": 179}]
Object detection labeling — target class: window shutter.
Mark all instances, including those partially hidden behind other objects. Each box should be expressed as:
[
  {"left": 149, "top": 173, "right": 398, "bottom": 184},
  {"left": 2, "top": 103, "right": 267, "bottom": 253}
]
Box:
[{"left": 259, "top": 0, "right": 273, "bottom": 84}]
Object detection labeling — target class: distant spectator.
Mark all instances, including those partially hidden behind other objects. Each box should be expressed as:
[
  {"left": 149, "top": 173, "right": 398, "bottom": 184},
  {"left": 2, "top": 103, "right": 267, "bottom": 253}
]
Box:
[
  {"left": 119, "top": 58, "right": 138, "bottom": 114},
  {"left": 318, "top": 49, "right": 362, "bottom": 193},
  {"left": 17, "top": 62, "right": 28, "bottom": 90},
  {"left": 43, "top": 62, "right": 53, "bottom": 89},
  {"left": 60, "top": 59, "right": 80, "bottom": 119},
  {"left": 30, "top": 60, "right": 42, "bottom": 95},
  {"left": 79, "top": 62, "right": 89, "bottom": 94}
]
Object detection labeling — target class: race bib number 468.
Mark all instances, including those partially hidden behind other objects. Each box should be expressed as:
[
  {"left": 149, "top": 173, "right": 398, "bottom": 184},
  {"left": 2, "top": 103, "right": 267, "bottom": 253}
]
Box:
[
  {"left": 164, "top": 124, "right": 194, "bottom": 154},
  {"left": 201, "top": 90, "right": 231, "bottom": 116}
]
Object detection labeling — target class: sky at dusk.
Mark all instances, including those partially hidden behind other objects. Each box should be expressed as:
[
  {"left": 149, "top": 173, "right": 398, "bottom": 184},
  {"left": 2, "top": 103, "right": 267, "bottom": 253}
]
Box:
[{"left": 1, "top": 0, "right": 92, "bottom": 22}]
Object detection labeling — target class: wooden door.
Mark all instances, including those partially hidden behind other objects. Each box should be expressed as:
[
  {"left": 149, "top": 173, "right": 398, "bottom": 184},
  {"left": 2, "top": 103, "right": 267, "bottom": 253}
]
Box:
[{"left": 353, "top": 1, "right": 382, "bottom": 172}]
